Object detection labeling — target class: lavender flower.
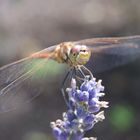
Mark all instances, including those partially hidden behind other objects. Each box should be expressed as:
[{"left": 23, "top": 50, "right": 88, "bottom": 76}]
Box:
[{"left": 51, "top": 76, "right": 109, "bottom": 140}]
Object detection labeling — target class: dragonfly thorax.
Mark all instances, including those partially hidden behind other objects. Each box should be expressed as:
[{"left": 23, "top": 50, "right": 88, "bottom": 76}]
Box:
[{"left": 53, "top": 42, "right": 91, "bottom": 66}]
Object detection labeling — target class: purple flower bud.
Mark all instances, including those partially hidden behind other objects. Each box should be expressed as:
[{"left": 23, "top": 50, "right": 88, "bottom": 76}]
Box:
[
  {"left": 52, "top": 127, "right": 62, "bottom": 138},
  {"left": 76, "top": 106, "right": 87, "bottom": 118},
  {"left": 70, "top": 131, "right": 84, "bottom": 140},
  {"left": 80, "top": 82, "right": 91, "bottom": 91},
  {"left": 88, "top": 88, "right": 96, "bottom": 99},
  {"left": 83, "top": 123, "right": 94, "bottom": 131},
  {"left": 75, "top": 91, "right": 89, "bottom": 102},
  {"left": 88, "top": 105, "right": 100, "bottom": 113},
  {"left": 68, "top": 89, "right": 77, "bottom": 99},
  {"left": 69, "top": 99, "right": 75, "bottom": 109},
  {"left": 74, "top": 90, "right": 82, "bottom": 101},
  {"left": 70, "top": 120, "right": 79, "bottom": 130},
  {"left": 63, "top": 121, "right": 71, "bottom": 131},
  {"left": 59, "top": 131, "right": 69, "bottom": 140},
  {"left": 67, "top": 110, "right": 76, "bottom": 122},
  {"left": 84, "top": 114, "right": 95, "bottom": 124},
  {"left": 88, "top": 98, "right": 98, "bottom": 106},
  {"left": 96, "top": 80, "right": 104, "bottom": 92},
  {"left": 88, "top": 78, "right": 96, "bottom": 86}
]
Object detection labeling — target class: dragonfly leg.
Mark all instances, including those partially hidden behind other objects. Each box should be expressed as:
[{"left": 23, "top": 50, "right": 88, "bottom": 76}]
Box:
[
  {"left": 76, "top": 66, "right": 87, "bottom": 81},
  {"left": 81, "top": 65, "right": 93, "bottom": 79},
  {"left": 73, "top": 65, "right": 93, "bottom": 83},
  {"left": 61, "top": 68, "right": 74, "bottom": 107},
  {"left": 77, "top": 66, "right": 85, "bottom": 77},
  {"left": 61, "top": 66, "right": 93, "bottom": 107}
]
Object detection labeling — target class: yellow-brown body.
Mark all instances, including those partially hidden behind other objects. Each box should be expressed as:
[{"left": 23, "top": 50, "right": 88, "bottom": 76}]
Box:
[
  {"left": 31, "top": 42, "right": 91, "bottom": 67},
  {"left": 52, "top": 42, "right": 91, "bottom": 66}
]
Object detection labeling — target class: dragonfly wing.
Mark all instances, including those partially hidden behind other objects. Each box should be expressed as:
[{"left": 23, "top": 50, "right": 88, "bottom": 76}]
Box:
[
  {"left": 0, "top": 45, "right": 56, "bottom": 112},
  {"left": 0, "top": 57, "right": 33, "bottom": 89},
  {"left": 0, "top": 45, "right": 56, "bottom": 88},
  {"left": 76, "top": 36, "right": 140, "bottom": 73}
]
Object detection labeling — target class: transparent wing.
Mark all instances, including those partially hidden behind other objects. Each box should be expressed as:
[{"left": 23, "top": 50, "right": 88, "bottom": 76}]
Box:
[
  {"left": 76, "top": 36, "right": 140, "bottom": 73},
  {"left": 0, "top": 45, "right": 56, "bottom": 112}
]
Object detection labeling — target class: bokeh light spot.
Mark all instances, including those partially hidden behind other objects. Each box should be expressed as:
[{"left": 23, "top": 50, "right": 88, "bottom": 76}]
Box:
[{"left": 110, "top": 104, "right": 135, "bottom": 132}]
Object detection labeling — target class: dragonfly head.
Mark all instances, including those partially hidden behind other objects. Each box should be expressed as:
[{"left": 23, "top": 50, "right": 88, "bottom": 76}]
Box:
[{"left": 69, "top": 44, "right": 91, "bottom": 65}]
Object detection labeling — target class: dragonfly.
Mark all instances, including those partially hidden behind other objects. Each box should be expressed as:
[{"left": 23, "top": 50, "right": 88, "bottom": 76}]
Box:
[{"left": 0, "top": 35, "right": 140, "bottom": 112}]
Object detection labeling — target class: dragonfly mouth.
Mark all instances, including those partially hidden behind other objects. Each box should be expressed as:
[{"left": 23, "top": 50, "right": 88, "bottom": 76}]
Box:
[{"left": 77, "top": 53, "right": 91, "bottom": 65}]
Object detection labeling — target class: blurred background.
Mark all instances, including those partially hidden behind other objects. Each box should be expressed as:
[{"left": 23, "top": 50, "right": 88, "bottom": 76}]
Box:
[{"left": 0, "top": 0, "right": 140, "bottom": 140}]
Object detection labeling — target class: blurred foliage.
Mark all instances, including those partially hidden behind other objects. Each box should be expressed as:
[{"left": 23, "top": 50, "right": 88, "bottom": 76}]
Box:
[
  {"left": 28, "top": 59, "right": 66, "bottom": 80},
  {"left": 23, "top": 132, "right": 50, "bottom": 140},
  {"left": 35, "top": 60, "right": 66, "bottom": 78},
  {"left": 110, "top": 104, "right": 135, "bottom": 132}
]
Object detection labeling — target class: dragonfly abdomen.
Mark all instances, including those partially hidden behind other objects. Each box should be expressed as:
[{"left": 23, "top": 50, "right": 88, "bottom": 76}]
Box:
[{"left": 31, "top": 53, "right": 51, "bottom": 58}]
